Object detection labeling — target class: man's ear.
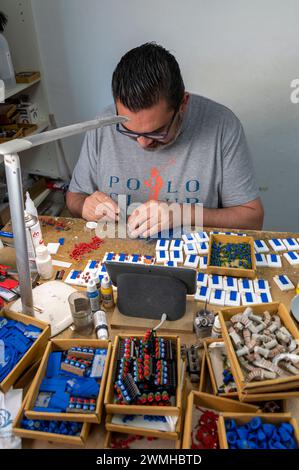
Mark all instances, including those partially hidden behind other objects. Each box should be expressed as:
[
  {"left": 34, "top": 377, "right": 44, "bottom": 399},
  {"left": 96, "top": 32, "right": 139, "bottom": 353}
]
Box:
[{"left": 180, "top": 92, "right": 190, "bottom": 113}]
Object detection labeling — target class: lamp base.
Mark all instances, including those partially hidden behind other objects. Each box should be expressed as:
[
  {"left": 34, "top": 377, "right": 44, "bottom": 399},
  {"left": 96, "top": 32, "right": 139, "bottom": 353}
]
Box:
[{"left": 11, "top": 281, "right": 76, "bottom": 337}]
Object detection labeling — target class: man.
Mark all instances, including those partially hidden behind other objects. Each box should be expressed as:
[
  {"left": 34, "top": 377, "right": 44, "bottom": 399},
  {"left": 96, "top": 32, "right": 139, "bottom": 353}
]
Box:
[{"left": 66, "top": 43, "right": 264, "bottom": 237}]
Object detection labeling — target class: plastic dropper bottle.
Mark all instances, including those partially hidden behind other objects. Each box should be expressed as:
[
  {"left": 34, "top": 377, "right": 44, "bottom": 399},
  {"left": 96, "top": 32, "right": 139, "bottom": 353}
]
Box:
[
  {"left": 87, "top": 278, "right": 100, "bottom": 313},
  {"left": 35, "top": 245, "right": 53, "bottom": 280},
  {"left": 100, "top": 275, "right": 115, "bottom": 309}
]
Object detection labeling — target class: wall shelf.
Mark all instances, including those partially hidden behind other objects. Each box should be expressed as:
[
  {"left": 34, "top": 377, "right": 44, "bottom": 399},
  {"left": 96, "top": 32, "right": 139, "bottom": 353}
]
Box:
[{"left": 4, "top": 78, "right": 41, "bottom": 100}]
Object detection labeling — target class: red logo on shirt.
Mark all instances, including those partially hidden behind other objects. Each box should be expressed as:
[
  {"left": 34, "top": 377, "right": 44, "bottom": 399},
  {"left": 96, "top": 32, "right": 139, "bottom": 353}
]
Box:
[{"left": 144, "top": 159, "right": 176, "bottom": 201}]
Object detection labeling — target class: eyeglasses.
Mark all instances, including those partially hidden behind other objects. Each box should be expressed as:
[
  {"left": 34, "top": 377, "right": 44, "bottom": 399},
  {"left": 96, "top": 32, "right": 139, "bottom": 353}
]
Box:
[{"left": 116, "top": 109, "right": 178, "bottom": 141}]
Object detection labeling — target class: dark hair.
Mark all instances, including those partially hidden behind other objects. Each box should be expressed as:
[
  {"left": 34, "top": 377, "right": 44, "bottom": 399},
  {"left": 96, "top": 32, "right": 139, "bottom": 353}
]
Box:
[{"left": 112, "top": 42, "right": 185, "bottom": 112}]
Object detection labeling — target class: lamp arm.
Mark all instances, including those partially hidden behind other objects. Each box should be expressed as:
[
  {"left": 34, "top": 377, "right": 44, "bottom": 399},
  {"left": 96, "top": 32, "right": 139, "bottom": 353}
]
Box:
[{"left": 4, "top": 153, "right": 33, "bottom": 315}]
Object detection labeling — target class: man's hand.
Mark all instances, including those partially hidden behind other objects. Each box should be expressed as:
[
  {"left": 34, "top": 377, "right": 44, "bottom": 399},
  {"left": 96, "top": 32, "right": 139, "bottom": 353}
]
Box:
[
  {"left": 127, "top": 200, "right": 181, "bottom": 238},
  {"left": 82, "top": 191, "right": 119, "bottom": 222}
]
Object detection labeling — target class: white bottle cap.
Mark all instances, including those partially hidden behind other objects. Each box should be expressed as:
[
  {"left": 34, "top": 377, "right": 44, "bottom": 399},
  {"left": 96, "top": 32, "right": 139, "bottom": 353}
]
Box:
[
  {"left": 87, "top": 279, "right": 97, "bottom": 292},
  {"left": 25, "top": 191, "right": 38, "bottom": 217},
  {"left": 35, "top": 245, "right": 49, "bottom": 260},
  {"left": 101, "top": 275, "right": 111, "bottom": 289}
]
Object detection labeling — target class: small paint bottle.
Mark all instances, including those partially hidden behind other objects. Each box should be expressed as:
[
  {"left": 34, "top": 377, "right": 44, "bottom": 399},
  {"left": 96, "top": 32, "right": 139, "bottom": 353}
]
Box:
[
  {"left": 87, "top": 279, "right": 100, "bottom": 312},
  {"left": 93, "top": 309, "right": 109, "bottom": 340},
  {"left": 100, "top": 275, "right": 115, "bottom": 309}
]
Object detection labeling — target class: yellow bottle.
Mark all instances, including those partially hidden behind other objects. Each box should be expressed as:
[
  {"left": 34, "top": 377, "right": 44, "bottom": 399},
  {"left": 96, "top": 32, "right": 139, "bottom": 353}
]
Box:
[
  {"left": 100, "top": 275, "right": 115, "bottom": 309},
  {"left": 296, "top": 282, "right": 299, "bottom": 295}
]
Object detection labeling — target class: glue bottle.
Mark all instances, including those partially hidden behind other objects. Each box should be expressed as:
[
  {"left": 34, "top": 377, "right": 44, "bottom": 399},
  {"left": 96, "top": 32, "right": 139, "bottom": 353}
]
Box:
[
  {"left": 93, "top": 310, "right": 109, "bottom": 339},
  {"left": 35, "top": 245, "right": 53, "bottom": 279},
  {"left": 87, "top": 279, "right": 100, "bottom": 313},
  {"left": 100, "top": 275, "right": 115, "bottom": 309}
]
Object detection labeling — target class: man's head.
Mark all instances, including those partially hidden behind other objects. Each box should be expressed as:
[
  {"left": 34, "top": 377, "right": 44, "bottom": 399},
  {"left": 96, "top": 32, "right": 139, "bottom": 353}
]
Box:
[{"left": 112, "top": 42, "right": 188, "bottom": 150}]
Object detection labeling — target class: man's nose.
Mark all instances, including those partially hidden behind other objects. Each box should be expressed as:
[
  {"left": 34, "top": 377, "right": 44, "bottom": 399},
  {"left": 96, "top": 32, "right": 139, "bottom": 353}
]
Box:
[{"left": 137, "top": 136, "right": 154, "bottom": 148}]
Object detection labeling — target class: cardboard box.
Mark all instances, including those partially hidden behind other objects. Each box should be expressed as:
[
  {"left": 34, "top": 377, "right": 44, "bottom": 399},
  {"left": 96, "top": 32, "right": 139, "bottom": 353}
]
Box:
[
  {"left": 105, "top": 414, "right": 182, "bottom": 441},
  {"left": 0, "top": 308, "right": 50, "bottom": 393},
  {"left": 204, "top": 338, "right": 238, "bottom": 399},
  {"left": 218, "top": 302, "right": 299, "bottom": 394},
  {"left": 13, "top": 391, "right": 90, "bottom": 447},
  {"left": 182, "top": 391, "right": 259, "bottom": 449},
  {"left": 15, "top": 71, "right": 41, "bottom": 83},
  {"left": 105, "top": 335, "right": 181, "bottom": 416},
  {"left": 217, "top": 412, "right": 299, "bottom": 449},
  {"left": 207, "top": 234, "right": 256, "bottom": 279},
  {"left": 24, "top": 339, "right": 112, "bottom": 424},
  {"left": 104, "top": 430, "right": 181, "bottom": 449}
]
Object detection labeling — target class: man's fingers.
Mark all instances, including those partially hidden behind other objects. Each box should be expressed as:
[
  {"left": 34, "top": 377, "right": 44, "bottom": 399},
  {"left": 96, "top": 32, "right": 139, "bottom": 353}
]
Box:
[
  {"left": 127, "top": 205, "right": 149, "bottom": 232},
  {"left": 141, "top": 222, "right": 161, "bottom": 238},
  {"left": 129, "top": 216, "right": 156, "bottom": 238},
  {"left": 95, "top": 201, "right": 119, "bottom": 220},
  {"left": 94, "top": 193, "right": 119, "bottom": 213}
]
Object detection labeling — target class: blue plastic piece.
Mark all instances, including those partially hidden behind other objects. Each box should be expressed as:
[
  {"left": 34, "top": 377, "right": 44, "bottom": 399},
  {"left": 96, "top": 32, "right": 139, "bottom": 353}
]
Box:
[{"left": 46, "top": 352, "right": 63, "bottom": 378}]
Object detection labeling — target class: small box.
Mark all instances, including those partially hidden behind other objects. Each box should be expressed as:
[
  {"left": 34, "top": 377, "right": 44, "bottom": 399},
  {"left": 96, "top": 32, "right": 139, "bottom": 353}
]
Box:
[
  {"left": 238, "top": 278, "right": 254, "bottom": 293},
  {"left": 105, "top": 413, "right": 182, "bottom": 441},
  {"left": 183, "top": 242, "right": 198, "bottom": 255},
  {"left": 207, "top": 234, "right": 256, "bottom": 279},
  {"left": 209, "top": 289, "right": 225, "bottom": 306},
  {"left": 241, "top": 292, "right": 257, "bottom": 305},
  {"left": 266, "top": 253, "right": 282, "bottom": 268},
  {"left": 104, "top": 335, "right": 181, "bottom": 416},
  {"left": 24, "top": 339, "right": 112, "bottom": 423},
  {"left": 194, "top": 286, "right": 211, "bottom": 302},
  {"left": 184, "top": 254, "right": 199, "bottom": 268},
  {"left": 225, "top": 290, "right": 241, "bottom": 307},
  {"left": 254, "top": 240, "right": 269, "bottom": 253},
  {"left": 256, "top": 291, "right": 272, "bottom": 304},
  {"left": 0, "top": 309, "right": 50, "bottom": 393},
  {"left": 282, "top": 238, "right": 299, "bottom": 251},
  {"left": 203, "top": 338, "right": 238, "bottom": 399},
  {"left": 155, "top": 250, "right": 169, "bottom": 263},
  {"left": 218, "top": 302, "right": 299, "bottom": 395},
  {"left": 283, "top": 251, "right": 299, "bottom": 266},
  {"left": 170, "top": 250, "right": 183, "bottom": 263},
  {"left": 182, "top": 392, "right": 258, "bottom": 449},
  {"left": 156, "top": 239, "right": 169, "bottom": 251},
  {"left": 268, "top": 238, "right": 286, "bottom": 252},
  {"left": 17, "top": 102, "right": 39, "bottom": 125},
  {"left": 164, "top": 260, "right": 177, "bottom": 267},
  {"left": 15, "top": 71, "right": 41, "bottom": 83},
  {"left": 253, "top": 279, "right": 270, "bottom": 293},
  {"left": 182, "top": 233, "right": 197, "bottom": 243},
  {"left": 169, "top": 240, "right": 183, "bottom": 251},
  {"left": 217, "top": 412, "right": 299, "bottom": 449},
  {"left": 104, "top": 429, "right": 181, "bottom": 449},
  {"left": 194, "top": 231, "right": 209, "bottom": 243},
  {"left": 208, "top": 274, "right": 223, "bottom": 290},
  {"left": 255, "top": 253, "right": 268, "bottom": 267},
  {"left": 199, "top": 256, "right": 208, "bottom": 269},
  {"left": 273, "top": 274, "right": 295, "bottom": 291},
  {"left": 13, "top": 394, "right": 90, "bottom": 447},
  {"left": 196, "top": 272, "right": 208, "bottom": 287},
  {"left": 223, "top": 276, "right": 238, "bottom": 291},
  {"left": 196, "top": 242, "right": 209, "bottom": 255}
]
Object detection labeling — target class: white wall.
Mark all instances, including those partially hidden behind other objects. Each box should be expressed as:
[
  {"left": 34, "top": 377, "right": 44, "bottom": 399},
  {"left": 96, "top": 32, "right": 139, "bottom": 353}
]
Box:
[{"left": 30, "top": 0, "right": 299, "bottom": 231}]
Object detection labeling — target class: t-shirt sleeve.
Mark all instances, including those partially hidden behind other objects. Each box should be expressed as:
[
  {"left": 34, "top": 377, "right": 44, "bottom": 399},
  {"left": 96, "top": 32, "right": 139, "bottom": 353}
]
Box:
[
  {"left": 68, "top": 130, "right": 98, "bottom": 194},
  {"left": 220, "top": 113, "right": 259, "bottom": 207}
]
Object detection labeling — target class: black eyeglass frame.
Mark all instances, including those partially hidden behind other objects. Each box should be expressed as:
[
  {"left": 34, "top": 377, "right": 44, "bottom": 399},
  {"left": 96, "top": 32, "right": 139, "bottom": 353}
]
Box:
[{"left": 115, "top": 108, "right": 179, "bottom": 141}]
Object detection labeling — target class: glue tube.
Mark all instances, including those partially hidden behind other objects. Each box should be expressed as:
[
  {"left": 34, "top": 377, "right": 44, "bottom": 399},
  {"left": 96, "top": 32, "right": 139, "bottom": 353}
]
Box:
[{"left": 93, "top": 310, "right": 109, "bottom": 339}]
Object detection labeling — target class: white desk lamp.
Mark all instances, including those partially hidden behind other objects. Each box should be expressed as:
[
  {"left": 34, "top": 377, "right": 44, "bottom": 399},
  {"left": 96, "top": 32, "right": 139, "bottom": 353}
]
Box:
[{"left": 0, "top": 116, "right": 127, "bottom": 334}]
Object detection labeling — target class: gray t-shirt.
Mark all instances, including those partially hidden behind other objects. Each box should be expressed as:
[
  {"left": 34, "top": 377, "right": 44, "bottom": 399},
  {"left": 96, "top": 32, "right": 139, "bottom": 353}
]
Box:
[{"left": 69, "top": 94, "right": 259, "bottom": 208}]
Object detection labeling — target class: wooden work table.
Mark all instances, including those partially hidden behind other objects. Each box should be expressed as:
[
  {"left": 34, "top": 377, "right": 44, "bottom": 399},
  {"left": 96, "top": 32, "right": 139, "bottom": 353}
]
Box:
[{"left": 1, "top": 216, "right": 299, "bottom": 449}]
